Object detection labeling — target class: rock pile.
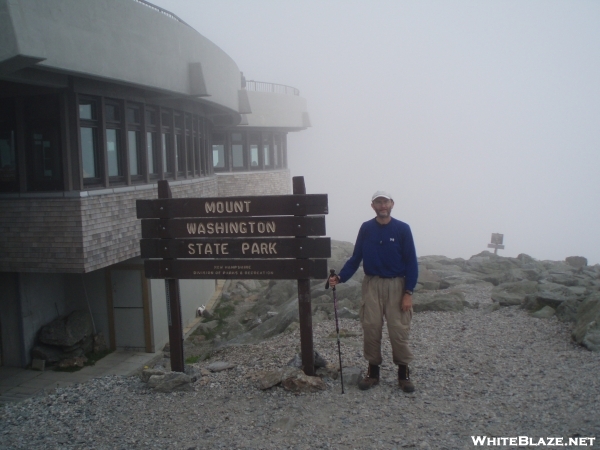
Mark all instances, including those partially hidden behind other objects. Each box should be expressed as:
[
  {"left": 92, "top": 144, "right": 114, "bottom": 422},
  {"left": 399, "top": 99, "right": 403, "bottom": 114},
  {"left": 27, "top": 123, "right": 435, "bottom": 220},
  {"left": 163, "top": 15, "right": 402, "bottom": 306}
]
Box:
[
  {"left": 202, "top": 242, "right": 600, "bottom": 353},
  {"left": 30, "top": 310, "right": 108, "bottom": 368}
]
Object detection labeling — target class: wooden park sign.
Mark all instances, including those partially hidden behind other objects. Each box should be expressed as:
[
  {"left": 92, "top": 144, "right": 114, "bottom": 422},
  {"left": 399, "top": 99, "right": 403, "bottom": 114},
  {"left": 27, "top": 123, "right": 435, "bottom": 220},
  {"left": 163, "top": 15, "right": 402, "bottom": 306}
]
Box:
[{"left": 136, "top": 176, "right": 330, "bottom": 374}]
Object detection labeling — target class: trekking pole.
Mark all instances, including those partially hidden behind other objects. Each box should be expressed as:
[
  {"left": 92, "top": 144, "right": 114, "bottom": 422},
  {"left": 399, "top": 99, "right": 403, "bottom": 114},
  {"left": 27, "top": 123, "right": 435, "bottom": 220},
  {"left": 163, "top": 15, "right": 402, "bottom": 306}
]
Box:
[{"left": 325, "top": 269, "right": 344, "bottom": 394}]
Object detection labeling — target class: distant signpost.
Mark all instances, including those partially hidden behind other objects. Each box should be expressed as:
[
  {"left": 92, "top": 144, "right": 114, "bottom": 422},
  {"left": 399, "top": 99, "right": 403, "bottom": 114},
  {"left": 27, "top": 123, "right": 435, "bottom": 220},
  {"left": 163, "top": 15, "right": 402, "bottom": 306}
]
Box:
[
  {"left": 487, "top": 233, "right": 505, "bottom": 254},
  {"left": 136, "top": 176, "right": 329, "bottom": 375}
]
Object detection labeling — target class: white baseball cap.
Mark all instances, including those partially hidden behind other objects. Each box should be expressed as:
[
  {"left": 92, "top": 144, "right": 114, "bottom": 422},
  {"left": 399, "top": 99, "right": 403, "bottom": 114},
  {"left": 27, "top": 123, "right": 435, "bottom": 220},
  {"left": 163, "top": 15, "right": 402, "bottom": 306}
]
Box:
[{"left": 371, "top": 190, "right": 393, "bottom": 202}]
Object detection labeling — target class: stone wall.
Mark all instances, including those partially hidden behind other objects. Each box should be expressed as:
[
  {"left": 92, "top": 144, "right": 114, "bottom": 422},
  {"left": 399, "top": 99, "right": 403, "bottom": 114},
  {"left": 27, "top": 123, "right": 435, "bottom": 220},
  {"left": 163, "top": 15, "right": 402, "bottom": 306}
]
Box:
[
  {"left": 0, "top": 177, "right": 218, "bottom": 273},
  {"left": 216, "top": 169, "right": 291, "bottom": 197},
  {"left": 0, "top": 170, "right": 292, "bottom": 274}
]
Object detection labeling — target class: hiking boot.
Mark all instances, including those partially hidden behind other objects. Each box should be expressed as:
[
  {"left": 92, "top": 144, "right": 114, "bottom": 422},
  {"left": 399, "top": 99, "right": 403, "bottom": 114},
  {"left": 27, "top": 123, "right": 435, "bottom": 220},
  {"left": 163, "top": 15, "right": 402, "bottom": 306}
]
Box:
[
  {"left": 358, "top": 364, "right": 380, "bottom": 390},
  {"left": 398, "top": 364, "right": 415, "bottom": 393}
]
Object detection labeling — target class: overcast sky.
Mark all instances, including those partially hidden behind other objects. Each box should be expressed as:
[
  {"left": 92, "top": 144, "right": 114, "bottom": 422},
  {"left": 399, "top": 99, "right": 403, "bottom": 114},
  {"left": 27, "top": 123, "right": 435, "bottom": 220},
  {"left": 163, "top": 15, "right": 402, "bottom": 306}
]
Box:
[{"left": 152, "top": 0, "right": 600, "bottom": 264}]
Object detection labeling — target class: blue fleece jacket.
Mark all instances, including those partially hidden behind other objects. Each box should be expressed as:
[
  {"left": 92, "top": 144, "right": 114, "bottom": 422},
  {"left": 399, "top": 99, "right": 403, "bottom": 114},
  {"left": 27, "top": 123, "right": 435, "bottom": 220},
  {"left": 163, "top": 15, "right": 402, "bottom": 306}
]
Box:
[{"left": 338, "top": 217, "right": 418, "bottom": 290}]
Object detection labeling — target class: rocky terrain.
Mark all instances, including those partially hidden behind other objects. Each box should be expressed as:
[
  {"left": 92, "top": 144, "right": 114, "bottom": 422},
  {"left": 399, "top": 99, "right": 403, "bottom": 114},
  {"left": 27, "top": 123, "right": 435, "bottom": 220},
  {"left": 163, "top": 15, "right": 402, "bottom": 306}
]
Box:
[
  {"left": 1, "top": 243, "right": 600, "bottom": 449},
  {"left": 187, "top": 242, "right": 600, "bottom": 355}
]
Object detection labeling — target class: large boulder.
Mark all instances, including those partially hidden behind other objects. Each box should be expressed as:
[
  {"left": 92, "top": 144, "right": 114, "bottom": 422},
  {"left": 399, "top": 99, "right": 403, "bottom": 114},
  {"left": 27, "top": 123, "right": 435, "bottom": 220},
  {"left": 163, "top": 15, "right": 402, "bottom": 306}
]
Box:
[
  {"left": 572, "top": 293, "right": 600, "bottom": 352},
  {"left": 530, "top": 306, "right": 556, "bottom": 319},
  {"left": 38, "top": 310, "right": 94, "bottom": 348},
  {"left": 555, "top": 299, "right": 581, "bottom": 323},
  {"left": 31, "top": 344, "right": 64, "bottom": 364},
  {"left": 491, "top": 281, "right": 538, "bottom": 306},
  {"left": 412, "top": 290, "right": 469, "bottom": 312},
  {"left": 281, "top": 370, "right": 327, "bottom": 393},
  {"left": 438, "top": 272, "right": 491, "bottom": 289},
  {"left": 151, "top": 372, "right": 195, "bottom": 392},
  {"left": 523, "top": 282, "right": 584, "bottom": 311},
  {"left": 222, "top": 297, "right": 301, "bottom": 346}
]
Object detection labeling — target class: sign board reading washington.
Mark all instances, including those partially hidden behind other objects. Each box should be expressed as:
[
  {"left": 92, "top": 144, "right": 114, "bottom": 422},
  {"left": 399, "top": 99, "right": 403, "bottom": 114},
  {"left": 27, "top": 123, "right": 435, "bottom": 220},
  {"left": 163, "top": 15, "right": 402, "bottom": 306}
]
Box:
[{"left": 136, "top": 194, "right": 330, "bottom": 280}]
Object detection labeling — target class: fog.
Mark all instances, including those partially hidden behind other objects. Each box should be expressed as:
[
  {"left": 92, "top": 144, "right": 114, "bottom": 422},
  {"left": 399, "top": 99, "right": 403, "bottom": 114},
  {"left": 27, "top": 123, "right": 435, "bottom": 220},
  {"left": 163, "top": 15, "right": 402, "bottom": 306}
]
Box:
[{"left": 152, "top": 0, "right": 600, "bottom": 264}]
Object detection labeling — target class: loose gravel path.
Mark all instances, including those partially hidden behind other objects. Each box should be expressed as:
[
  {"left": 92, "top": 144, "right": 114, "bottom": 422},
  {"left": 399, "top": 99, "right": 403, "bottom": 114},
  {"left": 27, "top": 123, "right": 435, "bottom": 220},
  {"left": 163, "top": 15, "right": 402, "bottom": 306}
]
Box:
[{"left": 2, "top": 285, "right": 599, "bottom": 449}]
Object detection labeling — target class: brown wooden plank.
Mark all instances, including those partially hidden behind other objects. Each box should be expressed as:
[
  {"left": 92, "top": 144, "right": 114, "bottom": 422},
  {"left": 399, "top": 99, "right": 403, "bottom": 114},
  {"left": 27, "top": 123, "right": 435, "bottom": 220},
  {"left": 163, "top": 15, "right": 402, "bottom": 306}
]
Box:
[
  {"left": 141, "top": 215, "right": 327, "bottom": 238},
  {"left": 157, "top": 180, "right": 185, "bottom": 373},
  {"left": 140, "top": 237, "right": 331, "bottom": 259},
  {"left": 293, "top": 176, "right": 315, "bottom": 376},
  {"left": 144, "top": 259, "right": 328, "bottom": 280},
  {"left": 136, "top": 194, "right": 328, "bottom": 219}
]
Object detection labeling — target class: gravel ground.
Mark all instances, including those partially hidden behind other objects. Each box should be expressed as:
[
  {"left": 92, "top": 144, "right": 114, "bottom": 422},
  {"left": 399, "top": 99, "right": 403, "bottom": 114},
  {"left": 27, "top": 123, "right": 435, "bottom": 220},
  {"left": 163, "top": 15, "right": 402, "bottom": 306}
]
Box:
[{"left": 2, "top": 284, "right": 599, "bottom": 449}]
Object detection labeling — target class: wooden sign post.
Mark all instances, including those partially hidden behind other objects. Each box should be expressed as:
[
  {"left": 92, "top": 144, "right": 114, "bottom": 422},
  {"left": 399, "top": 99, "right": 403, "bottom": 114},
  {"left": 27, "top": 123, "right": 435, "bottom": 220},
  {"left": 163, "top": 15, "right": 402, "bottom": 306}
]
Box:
[
  {"left": 136, "top": 176, "right": 329, "bottom": 374},
  {"left": 158, "top": 180, "right": 185, "bottom": 372},
  {"left": 487, "top": 233, "right": 505, "bottom": 254}
]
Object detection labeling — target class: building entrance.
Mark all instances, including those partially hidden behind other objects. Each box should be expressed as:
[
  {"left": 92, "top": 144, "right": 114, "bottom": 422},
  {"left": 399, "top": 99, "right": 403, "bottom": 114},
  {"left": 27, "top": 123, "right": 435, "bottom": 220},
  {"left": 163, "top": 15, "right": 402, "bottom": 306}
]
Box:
[{"left": 108, "top": 268, "right": 152, "bottom": 352}]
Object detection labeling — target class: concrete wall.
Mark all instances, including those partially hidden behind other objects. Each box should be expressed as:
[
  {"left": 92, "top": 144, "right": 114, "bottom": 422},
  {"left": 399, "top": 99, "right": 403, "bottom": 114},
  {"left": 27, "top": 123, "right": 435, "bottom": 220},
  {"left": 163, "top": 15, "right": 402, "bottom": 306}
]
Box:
[
  {"left": 0, "top": 177, "right": 218, "bottom": 273},
  {"left": 18, "top": 272, "right": 83, "bottom": 366},
  {"left": 7, "top": 262, "right": 214, "bottom": 363},
  {"left": 0, "top": 272, "right": 23, "bottom": 367},
  {"left": 64, "top": 270, "right": 109, "bottom": 348},
  {"left": 217, "top": 169, "right": 291, "bottom": 197},
  {"left": 150, "top": 279, "right": 169, "bottom": 352},
  {"left": 0, "top": 270, "right": 108, "bottom": 367},
  {"left": 0, "top": 0, "right": 242, "bottom": 117}
]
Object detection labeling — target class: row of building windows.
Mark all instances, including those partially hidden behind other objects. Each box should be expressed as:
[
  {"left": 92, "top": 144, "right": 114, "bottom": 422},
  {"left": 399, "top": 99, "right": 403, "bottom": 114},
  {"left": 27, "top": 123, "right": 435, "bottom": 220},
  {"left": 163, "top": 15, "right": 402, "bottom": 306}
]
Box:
[
  {"left": 78, "top": 96, "right": 214, "bottom": 187},
  {"left": 212, "top": 130, "right": 287, "bottom": 172},
  {"left": 0, "top": 95, "right": 63, "bottom": 192},
  {"left": 0, "top": 89, "right": 289, "bottom": 193}
]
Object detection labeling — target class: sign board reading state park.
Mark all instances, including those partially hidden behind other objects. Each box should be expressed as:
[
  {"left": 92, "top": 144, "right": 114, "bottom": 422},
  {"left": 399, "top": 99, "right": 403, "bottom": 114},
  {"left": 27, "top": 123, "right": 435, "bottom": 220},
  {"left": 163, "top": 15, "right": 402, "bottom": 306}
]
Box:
[{"left": 136, "top": 194, "right": 330, "bottom": 280}]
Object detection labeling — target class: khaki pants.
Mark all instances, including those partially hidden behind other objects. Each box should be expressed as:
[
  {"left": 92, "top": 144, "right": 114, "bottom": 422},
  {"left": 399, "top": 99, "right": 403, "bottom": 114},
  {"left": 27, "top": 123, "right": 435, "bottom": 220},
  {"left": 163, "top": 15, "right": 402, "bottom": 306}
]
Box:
[{"left": 360, "top": 275, "right": 414, "bottom": 366}]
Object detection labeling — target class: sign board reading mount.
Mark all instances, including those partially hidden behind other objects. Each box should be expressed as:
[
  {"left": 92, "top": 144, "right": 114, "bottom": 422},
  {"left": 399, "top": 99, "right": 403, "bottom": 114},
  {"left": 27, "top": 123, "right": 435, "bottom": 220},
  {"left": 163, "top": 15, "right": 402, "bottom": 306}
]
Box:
[
  {"left": 137, "top": 194, "right": 328, "bottom": 218},
  {"left": 140, "top": 178, "right": 326, "bottom": 375},
  {"left": 136, "top": 194, "right": 330, "bottom": 280}
]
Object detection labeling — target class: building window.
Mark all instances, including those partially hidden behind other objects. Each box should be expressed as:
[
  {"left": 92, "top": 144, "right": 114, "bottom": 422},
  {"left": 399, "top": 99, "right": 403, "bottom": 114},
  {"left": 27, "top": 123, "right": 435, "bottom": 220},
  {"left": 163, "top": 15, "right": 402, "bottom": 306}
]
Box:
[
  {"left": 80, "top": 127, "right": 97, "bottom": 178},
  {"left": 106, "top": 128, "right": 121, "bottom": 177},
  {"left": 201, "top": 119, "right": 213, "bottom": 176},
  {"left": 146, "top": 108, "right": 159, "bottom": 178},
  {"left": 249, "top": 132, "right": 260, "bottom": 169},
  {"left": 274, "top": 133, "right": 286, "bottom": 169},
  {"left": 212, "top": 133, "right": 225, "bottom": 169},
  {"left": 162, "top": 133, "right": 172, "bottom": 175},
  {"left": 174, "top": 112, "right": 185, "bottom": 177},
  {"left": 24, "top": 95, "right": 63, "bottom": 191},
  {"left": 185, "top": 114, "right": 194, "bottom": 177},
  {"left": 79, "top": 97, "right": 101, "bottom": 183},
  {"left": 0, "top": 99, "right": 17, "bottom": 192},
  {"left": 231, "top": 132, "right": 245, "bottom": 170},
  {"left": 263, "top": 132, "right": 272, "bottom": 169},
  {"left": 127, "top": 130, "right": 140, "bottom": 176},
  {"left": 211, "top": 130, "right": 287, "bottom": 173},
  {"left": 161, "top": 109, "right": 174, "bottom": 178},
  {"left": 105, "top": 100, "right": 124, "bottom": 183},
  {"left": 79, "top": 104, "right": 93, "bottom": 120},
  {"left": 126, "top": 105, "right": 143, "bottom": 180}
]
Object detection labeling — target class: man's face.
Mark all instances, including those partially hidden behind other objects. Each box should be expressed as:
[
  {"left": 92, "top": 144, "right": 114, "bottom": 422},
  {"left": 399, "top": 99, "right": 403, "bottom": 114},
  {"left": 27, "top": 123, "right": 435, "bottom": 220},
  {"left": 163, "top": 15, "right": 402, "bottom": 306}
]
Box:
[{"left": 371, "top": 197, "right": 394, "bottom": 218}]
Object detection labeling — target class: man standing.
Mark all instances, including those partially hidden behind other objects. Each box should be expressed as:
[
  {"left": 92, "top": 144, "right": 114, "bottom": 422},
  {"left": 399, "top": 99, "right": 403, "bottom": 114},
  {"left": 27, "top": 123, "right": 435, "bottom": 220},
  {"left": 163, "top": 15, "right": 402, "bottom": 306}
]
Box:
[{"left": 329, "top": 191, "right": 418, "bottom": 392}]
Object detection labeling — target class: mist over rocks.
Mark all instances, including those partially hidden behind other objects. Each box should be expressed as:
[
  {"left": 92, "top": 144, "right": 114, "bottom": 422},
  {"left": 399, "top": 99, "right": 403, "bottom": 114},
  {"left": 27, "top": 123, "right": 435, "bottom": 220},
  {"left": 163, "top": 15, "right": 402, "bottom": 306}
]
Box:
[{"left": 207, "top": 241, "right": 600, "bottom": 353}]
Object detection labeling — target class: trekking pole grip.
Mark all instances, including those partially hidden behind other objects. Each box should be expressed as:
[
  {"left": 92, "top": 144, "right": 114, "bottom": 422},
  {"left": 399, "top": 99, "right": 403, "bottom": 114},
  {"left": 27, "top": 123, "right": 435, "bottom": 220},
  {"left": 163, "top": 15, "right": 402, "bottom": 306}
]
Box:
[{"left": 325, "top": 268, "right": 337, "bottom": 290}]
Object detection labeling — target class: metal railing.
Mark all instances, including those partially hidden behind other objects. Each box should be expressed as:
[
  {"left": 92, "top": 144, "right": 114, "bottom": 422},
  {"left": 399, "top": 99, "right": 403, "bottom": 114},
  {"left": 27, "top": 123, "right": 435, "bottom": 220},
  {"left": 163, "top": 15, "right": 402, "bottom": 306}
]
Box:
[
  {"left": 133, "top": 0, "right": 191, "bottom": 28},
  {"left": 245, "top": 80, "right": 299, "bottom": 96}
]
